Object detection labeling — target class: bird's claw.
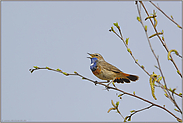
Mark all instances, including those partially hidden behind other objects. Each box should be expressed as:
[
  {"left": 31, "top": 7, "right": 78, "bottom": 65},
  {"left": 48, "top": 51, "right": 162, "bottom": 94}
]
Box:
[
  {"left": 94, "top": 81, "right": 98, "bottom": 85},
  {"left": 105, "top": 84, "right": 110, "bottom": 91}
]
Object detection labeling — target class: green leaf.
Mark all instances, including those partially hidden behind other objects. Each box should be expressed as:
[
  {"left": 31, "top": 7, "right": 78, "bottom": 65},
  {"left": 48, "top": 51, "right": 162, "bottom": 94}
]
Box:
[
  {"left": 127, "top": 48, "right": 131, "bottom": 52},
  {"left": 145, "top": 25, "right": 147, "bottom": 31},
  {"left": 177, "top": 70, "right": 180, "bottom": 75},
  {"left": 177, "top": 24, "right": 181, "bottom": 28},
  {"left": 46, "top": 67, "right": 49, "bottom": 69},
  {"left": 171, "top": 15, "right": 173, "bottom": 19},
  {"left": 125, "top": 38, "right": 129, "bottom": 45},
  {"left": 130, "top": 110, "right": 135, "bottom": 113},
  {"left": 113, "top": 22, "right": 119, "bottom": 27},
  {"left": 110, "top": 26, "right": 114, "bottom": 32},
  {"left": 157, "top": 76, "right": 162, "bottom": 82},
  {"left": 164, "top": 93, "right": 168, "bottom": 97},
  {"left": 33, "top": 66, "right": 39, "bottom": 69},
  {"left": 118, "top": 94, "right": 123, "bottom": 97},
  {"left": 116, "top": 101, "right": 119, "bottom": 106},
  {"left": 174, "top": 108, "right": 178, "bottom": 111},
  {"left": 137, "top": 16, "right": 141, "bottom": 22},
  {"left": 56, "top": 68, "right": 60, "bottom": 71},
  {"left": 63, "top": 72, "right": 68, "bottom": 76}
]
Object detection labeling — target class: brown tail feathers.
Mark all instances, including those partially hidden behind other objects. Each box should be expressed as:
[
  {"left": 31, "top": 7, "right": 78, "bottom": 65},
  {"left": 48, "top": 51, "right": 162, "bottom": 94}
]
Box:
[{"left": 114, "top": 73, "right": 139, "bottom": 83}]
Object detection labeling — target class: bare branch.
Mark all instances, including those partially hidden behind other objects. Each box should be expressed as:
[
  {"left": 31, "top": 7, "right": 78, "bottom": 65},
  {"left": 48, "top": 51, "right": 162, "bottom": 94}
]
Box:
[
  {"left": 136, "top": 1, "right": 182, "bottom": 114},
  {"left": 149, "top": 1, "right": 182, "bottom": 29},
  {"left": 127, "top": 104, "right": 154, "bottom": 120},
  {"left": 139, "top": 1, "right": 182, "bottom": 78},
  {"left": 29, "top": 66, "right": 182, "bottom": 121}
]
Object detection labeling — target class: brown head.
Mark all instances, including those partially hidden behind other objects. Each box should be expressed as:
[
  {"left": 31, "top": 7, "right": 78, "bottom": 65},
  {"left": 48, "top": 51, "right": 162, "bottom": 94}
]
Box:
[{"left": 87, "top": 53, "right": 105, "bottom": 61}]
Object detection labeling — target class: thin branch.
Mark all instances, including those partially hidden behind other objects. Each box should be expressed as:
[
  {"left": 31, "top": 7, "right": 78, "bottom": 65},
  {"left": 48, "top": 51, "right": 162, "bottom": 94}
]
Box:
[
  {"left": 136, "top": 1, "right": 182, "bottom": 114},
  {"left": 129, "top": 104, "right": 154, "bottom": 118},
  {"left": 139, "top": 1, "right": 182, "bottom": 78},
  {"left": 110, "top": 27, "right": 150, "bottom": 76},
  {"left": 149, "top": 1, "right": 182, "bottom": 29},
  {"left": 137, "top": 2, "right": 182, "bottom": 114},
  {"left": 29, "top": 67, "right": 182, "bottom": 121},
  {"left": 110, "top": 24, "right": 181, "bottom": 98},
  {"left": 116, "top": 107, "right": 125, "bottom": 120}
]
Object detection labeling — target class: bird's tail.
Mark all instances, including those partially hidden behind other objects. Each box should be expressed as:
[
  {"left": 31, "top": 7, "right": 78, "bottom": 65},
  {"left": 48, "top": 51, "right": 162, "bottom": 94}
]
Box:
[
  {"left": 114, "top": 73, "right": 139, "bottom": 83},
  {"left": 124, "top": 73, "right": 139, "bottom": 81}
]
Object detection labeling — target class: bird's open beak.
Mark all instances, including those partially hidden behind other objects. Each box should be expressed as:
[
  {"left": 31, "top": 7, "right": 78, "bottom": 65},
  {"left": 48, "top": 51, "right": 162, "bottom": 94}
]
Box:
[{"left": 87, "top": 53, "right": 93, "bottom": 59}]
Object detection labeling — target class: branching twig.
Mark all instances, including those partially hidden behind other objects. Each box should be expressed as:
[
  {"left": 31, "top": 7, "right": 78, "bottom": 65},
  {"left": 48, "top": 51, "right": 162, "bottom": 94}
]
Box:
[
  {"left": 149, "top": 1, "right": 182, "bottom": 29},
  {"left": 139, "top": 1, "right": 182, "bottom": 78},
  {"left": 136, "top": 1, "right": 182, "bottom": 114},
  {"left": 110, "top": 23, "right": 181, "bottom": 98},
  {"left": 126, "top": 104, "right": 154, "bottom": 121},
  {"left": 29, "top": 66, "right": 182, "bottom": 121},
  {"left": 110, "top": 25, "right": 150, "bottom": 76}
]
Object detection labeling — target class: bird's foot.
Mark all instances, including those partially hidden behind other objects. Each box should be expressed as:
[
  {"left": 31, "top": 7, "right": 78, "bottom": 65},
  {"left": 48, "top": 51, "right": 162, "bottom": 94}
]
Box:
[{"left": 94, "top": 81, "right": 98, "bottom": 85}]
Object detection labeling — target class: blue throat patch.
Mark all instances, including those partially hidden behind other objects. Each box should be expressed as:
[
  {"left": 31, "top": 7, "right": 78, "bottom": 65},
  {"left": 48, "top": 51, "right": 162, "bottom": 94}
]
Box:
[{"left": 90, "top": 57, "right": 98, "bottom": 71}]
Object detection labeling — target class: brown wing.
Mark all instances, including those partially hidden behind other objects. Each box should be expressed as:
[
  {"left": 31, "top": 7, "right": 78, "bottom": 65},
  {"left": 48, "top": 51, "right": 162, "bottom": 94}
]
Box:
[{"left": 99, "top": 61, "right": 121, "bottom": 73}]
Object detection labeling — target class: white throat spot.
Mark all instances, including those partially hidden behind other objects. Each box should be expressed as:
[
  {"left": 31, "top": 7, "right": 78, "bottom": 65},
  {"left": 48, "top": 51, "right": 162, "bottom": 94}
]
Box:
[{"left": 90, "top": 63, "right": 94, "bottom": 66}]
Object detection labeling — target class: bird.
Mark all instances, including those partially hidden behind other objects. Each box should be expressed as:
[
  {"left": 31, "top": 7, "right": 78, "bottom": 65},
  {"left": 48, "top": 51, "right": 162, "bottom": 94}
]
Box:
[{"left": 87, "top": 53, "right": 139, "bottom": 86}]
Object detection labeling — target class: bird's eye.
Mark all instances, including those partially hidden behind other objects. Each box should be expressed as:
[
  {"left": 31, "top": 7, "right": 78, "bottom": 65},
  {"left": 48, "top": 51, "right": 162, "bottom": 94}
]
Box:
[{"left": 95, "top": 54, "right": 98, "bottom": 56}]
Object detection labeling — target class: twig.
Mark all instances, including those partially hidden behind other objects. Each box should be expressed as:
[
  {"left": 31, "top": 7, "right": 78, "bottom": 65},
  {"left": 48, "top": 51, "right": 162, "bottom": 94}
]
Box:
[
  {"left": 137, "top": 1, "right": 182, "bottom": 114},
  {"left": 110, "top": 23, "right": 181, "bottom": 98},
  {"left": 29, "top": 67, "right": 182, "bottom": 121},
  {"left": 110, "top": 27, "right": 150, "bottom": 76},
  {"left": 139, "top": 1, "right": 182, "bottom": 78},
  {"left": 149, "top": 1, "right": 182, "bottom": 29},
  {"left": 129, "top": 104, "right": 154, "bottom": 118},
  {"left": 158, "top": 85, "right": 182, "bottom": 98}
]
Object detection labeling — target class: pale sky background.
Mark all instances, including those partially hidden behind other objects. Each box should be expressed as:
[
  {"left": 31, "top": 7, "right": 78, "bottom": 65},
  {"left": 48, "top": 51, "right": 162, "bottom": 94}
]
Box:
[{"left": 1, "top": 1, "right": 182, "bottom": 122}]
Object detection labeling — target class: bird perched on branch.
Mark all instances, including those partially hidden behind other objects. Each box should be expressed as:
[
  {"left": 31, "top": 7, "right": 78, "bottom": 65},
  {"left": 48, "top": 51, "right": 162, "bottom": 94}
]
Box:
[{"left": 87, "top": 53, "right": 139, "bottom": 86}]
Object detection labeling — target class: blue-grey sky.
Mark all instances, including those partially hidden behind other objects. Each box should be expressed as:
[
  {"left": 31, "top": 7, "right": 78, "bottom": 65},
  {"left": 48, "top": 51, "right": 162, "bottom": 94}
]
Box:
[{"left": 1, "top": 1, "right": 182, "bottom": 122}]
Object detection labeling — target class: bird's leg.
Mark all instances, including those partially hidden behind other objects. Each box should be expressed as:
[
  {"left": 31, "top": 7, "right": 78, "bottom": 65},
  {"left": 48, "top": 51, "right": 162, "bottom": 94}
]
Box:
[
  {"left": 107, "top": 78, "right": 115, "bottom": 86},
  {"left": 105, "top": 78, "right": 116, "bottom": 90}
]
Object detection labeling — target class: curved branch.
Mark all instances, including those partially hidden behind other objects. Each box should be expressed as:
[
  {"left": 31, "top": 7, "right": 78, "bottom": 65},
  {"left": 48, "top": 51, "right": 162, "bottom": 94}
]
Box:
[
  {"left": 109, "top": 26, "right": 150, "bottom": 76},
  {"left": 110, "top": 22, "right": 181, "bottom": 98},
  {"left": 136, "top": 1, "right": 182, "bottom": 114},
  {"left": 29, "top": 67, "right": 182, "bottom": 121},
  {"left": 126, "top": 104, "right": 154, "bottom": 121},
  {"left": 139, "top": 1, "right": 182, "bottom": 78},
  {"left": 149, "top": 1, "right": 182, "bottom": 29}
]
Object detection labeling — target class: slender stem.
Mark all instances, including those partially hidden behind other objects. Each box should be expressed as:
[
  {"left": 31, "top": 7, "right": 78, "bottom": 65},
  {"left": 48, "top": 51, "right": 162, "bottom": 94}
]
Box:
[
  {"left": 111, "top": 17, "right": 181, "bottom": 98},
  {"left": 149, "top": 1, "right": 182, "bottom": 29},
  {"left": 29, "top": 67, "right": 182, "bottom": 121},
  {"left": 112, "top": 29, "right": 150, "bottom": 76},
  {"left": 116, "top": 108, "right": 124, "bottom": 120},
  {"left": 139, "top": 1, "right": 182, "bottom": 78},
  {"left": 130, "top": 104, "right": 154, "bottom": 117},
  {"left": 137, "top": 1, "right": 182, "bottom": 114}
]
